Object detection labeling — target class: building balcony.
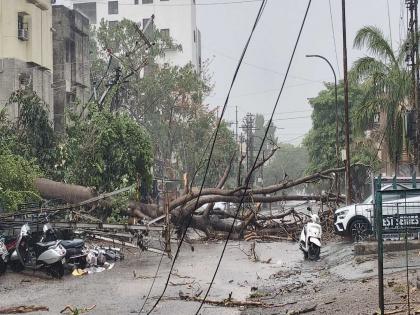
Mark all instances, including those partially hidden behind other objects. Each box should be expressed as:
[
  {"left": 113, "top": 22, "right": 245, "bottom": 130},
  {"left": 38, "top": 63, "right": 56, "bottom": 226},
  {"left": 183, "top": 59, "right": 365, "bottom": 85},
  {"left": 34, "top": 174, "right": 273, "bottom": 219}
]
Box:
[{"left": 26, "top": 0, "right": 50, "bottom": 11}]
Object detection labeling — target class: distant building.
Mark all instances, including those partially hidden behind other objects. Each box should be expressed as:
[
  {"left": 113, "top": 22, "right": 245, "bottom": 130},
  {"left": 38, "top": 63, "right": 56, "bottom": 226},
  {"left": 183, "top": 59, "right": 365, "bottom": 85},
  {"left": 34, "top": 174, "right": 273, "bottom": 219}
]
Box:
[
  {"left": 0, "top": 0, "right": 53, "bottom": 120},
  {"left": 53, "top": 0, "right": 202, "bottom": 72},
  {"left": 52, "top": 5, "right": 90, "bottom": 133}
]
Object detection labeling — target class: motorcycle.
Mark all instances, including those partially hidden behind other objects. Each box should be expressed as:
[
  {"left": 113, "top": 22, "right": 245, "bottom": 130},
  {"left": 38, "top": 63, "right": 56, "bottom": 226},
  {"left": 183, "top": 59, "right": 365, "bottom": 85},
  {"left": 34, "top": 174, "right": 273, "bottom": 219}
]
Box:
[
  {"left": 299, "top": 212, "right": 322, "bottom": 261},
  {"left": 9, "top": 223, "right": 66, "bottom": 278},
  {"left": 40, "top": 222, "right": 87, "bottom": 270}
]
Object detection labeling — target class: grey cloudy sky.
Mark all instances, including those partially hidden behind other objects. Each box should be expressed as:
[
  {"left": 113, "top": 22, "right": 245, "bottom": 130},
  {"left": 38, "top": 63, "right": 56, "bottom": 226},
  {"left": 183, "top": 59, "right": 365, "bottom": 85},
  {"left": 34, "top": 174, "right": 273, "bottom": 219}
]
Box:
[{"left": 196, "top": 0, "right": 404, "bottom": 145}]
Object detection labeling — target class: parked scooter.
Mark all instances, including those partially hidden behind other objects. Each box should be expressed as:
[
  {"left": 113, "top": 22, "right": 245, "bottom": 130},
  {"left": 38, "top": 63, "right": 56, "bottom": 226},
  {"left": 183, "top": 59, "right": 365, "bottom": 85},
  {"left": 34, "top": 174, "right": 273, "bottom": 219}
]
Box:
[
  {"left": 9, "top": 223, "right": 66, "bottom": 278},
  {"left": 40, "top": 222, "right": 87, "bottom": 269},
  {"left": 299, "top": 208, "right": 322, "bottom": 261}
]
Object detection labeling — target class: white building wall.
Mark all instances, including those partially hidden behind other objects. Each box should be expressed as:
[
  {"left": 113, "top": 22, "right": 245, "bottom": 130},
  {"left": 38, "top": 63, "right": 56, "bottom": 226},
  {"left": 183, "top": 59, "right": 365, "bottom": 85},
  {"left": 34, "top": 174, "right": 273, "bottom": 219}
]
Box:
[{"left": 54, "top": 0, "right": 201, "bottom": 71}]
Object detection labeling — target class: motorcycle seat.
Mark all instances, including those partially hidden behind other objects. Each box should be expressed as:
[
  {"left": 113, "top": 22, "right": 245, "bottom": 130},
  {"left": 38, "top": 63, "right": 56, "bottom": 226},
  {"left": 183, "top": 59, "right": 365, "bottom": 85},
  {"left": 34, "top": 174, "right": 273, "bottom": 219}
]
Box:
[
  {"left": 61, "top": 239, "right": 84, "bottom": 249},
  {"left": 35, "top": 241, "right": 58, "bottom": 248}
]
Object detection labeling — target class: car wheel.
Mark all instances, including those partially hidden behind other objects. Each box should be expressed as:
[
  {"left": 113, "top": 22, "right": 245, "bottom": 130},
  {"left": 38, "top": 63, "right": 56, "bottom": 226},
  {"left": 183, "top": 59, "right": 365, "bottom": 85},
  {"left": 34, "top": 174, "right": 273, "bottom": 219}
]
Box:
[{"left": 350, "top": 219, "right": 371, "bottom": 242}]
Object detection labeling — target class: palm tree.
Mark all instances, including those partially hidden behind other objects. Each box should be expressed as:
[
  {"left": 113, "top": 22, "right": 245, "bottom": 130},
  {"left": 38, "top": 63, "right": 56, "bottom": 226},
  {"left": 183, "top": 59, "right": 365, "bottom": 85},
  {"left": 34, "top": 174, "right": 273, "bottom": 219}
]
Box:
[{"left": 351, "top": 26, "right": 412, "bottom": 174}]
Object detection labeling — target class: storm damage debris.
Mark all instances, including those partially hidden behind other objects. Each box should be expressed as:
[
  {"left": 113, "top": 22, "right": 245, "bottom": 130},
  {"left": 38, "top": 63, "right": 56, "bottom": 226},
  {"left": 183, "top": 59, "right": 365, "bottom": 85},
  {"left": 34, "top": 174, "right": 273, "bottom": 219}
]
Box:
[
  {"left": 0, "top": 305, "right": 49, "bottom": 314},
  {"left": 178, "top": 291, "right": 284, "bottom": 308},
  {"left": 60, "top": 305, "right": 96, "bottom": 314}
]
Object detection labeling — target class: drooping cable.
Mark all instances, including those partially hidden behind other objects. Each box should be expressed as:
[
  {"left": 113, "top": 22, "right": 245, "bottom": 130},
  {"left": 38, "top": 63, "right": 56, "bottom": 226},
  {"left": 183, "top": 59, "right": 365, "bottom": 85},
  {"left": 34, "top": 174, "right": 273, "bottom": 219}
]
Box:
[
  {"left": 194, "top": 1, "right": 312, "bottom": 313},
  {"left": 138, "top": 251, "right": 165, "bottom": 314},
  {"left": 145, "top": 1, "right": 268, "bottom": 314},
  {"left": 328, "top": 0, "right": 341, "bottom": 78}
]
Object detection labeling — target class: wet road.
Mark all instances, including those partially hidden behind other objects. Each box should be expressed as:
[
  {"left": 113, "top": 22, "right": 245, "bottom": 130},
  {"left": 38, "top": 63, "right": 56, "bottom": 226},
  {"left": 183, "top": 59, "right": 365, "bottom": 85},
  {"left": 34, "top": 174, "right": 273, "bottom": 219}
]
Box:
[{"left": 1, "top": 239, "right": 418, "bottom": 314}]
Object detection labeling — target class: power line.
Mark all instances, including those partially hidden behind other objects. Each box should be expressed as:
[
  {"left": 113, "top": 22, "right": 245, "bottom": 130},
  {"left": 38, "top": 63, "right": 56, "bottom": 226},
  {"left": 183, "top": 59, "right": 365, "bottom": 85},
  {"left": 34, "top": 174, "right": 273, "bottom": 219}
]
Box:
[
  {"left": 203, "top": 44, "right": 326, "bottom": 83},
  {"left": 145, "top": 1, "right": 268, "bottom": 314},
  {"left": 67, "top": 0, "right": 263, "bottom": 7},
  {"left": 138, "top": 251, "right": 165, "bottom": 314},
  {"left": 386, "top": 0, "right": 393, "bottom": 50},
  {"left": 328, "top": 0, "right": 341, "bottom": 78},
  {"left": 209, "top": 81, "right": 321, "bottom": 101},
  {"left": 272, "top": 115, "right": 311, "bottom": 121},
  {"left": 194, "top": 0, "right": 312, "bottom": 313}
]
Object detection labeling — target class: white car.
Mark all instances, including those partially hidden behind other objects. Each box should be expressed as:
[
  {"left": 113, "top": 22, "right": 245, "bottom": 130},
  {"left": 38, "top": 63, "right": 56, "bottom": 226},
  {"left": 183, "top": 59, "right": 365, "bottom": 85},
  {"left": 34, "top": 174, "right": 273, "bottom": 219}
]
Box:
[{"left": 334, "top": 184, "right": 420, "bottom": 241}]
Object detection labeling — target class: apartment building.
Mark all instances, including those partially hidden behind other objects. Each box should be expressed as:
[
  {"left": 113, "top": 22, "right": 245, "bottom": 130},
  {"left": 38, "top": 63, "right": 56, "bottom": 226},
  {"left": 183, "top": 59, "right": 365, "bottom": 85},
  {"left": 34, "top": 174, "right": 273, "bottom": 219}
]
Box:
[
  {"left": 52, "top": 5, "right": 90, "bottom": 133},
  {"left": 54, "top": 0, "right": 202, "bottom": 72},
  {"left": 0, "top": 0, "right": 53, "bottom": 120}
]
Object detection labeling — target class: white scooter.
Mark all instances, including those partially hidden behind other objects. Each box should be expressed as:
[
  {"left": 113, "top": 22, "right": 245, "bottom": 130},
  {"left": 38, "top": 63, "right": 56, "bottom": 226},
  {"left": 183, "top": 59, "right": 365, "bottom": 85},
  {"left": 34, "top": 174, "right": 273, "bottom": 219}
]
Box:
[
  {"left": 9, "top": 223, "right": 67, "bottom": 278},
  {"left": 299, "top": 212, "right": 322, "bottom": 261}
]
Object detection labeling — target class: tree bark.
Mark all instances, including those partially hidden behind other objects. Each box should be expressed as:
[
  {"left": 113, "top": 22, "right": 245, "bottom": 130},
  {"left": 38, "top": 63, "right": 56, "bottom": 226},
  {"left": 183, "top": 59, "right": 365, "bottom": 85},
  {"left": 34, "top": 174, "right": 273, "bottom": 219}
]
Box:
[{"left": 34, "top": 178, "right": 97, "bottom": 204}]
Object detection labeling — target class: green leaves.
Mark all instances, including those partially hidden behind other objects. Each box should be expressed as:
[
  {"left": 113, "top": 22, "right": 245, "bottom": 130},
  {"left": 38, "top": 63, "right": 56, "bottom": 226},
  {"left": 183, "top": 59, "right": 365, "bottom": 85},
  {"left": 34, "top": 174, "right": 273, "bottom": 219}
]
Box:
[
  {"left": 63, "top": 110, "right": 153, "bottom": 192},
  {"left": 353, "top": 26, "right": 396, "bottom": 63},
  {"left": 6, "top": 90, "right": 56, "bottom": 176},
  {"left": 352, "top": 25, "right": 412, "bottom": 165},
  {"left": 0, "top": 153, "right": 41, "bottom": 212}
]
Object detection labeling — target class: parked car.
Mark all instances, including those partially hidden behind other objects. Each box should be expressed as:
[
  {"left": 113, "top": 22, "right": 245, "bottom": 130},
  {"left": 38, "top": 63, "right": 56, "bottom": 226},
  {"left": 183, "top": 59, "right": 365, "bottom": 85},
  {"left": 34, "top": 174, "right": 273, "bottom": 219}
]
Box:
[{"left": 334, "top": 183, "right": 420, "bottom": 241}]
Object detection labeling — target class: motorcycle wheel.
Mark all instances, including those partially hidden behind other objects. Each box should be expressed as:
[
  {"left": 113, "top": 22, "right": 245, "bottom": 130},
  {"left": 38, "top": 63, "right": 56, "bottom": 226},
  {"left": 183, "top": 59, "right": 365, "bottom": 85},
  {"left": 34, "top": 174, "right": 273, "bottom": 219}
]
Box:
[
  {"left": 0, "top": 259, "right": 6, "bottom": 276},
  {"left": 48, "top": 261, "right": 64, "bottom": 279},
  {"left": 308, "top": 243, "right": 320, "bottom": 261},
  {"left": 10, "top": 260, "right": 24, "bottom": 272}
]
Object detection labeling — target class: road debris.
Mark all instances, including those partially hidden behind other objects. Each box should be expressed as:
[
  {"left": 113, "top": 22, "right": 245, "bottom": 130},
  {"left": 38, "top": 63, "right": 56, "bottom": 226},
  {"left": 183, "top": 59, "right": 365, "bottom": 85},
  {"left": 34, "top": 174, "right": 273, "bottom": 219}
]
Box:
[
  {"left": 0, "top": 305, "right": 49, "bottom": 314},
  {"left": 286, "top": 304, "right": 317, "bottom": 314},
  {"left": 60, "top": 305, "right": 96, "bottom": 314}
]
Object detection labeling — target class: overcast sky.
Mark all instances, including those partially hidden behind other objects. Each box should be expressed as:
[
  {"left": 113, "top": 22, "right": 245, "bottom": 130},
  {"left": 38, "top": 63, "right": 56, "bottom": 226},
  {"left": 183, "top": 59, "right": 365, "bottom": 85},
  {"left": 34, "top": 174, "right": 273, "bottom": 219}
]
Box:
[{"left": 196, "top": 0, "right": 404, "bottom": 145}]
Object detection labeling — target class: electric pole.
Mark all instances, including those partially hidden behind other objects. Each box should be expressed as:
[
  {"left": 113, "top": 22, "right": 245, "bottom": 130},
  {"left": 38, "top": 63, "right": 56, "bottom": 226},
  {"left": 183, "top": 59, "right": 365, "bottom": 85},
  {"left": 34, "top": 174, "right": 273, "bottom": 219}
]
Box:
[
  {"left": 241, "top": 113, "right": 256, "bottom": 187},
  {"left": 235, "top": 106, "right": 239, "bottom": 144},
  {"left": 342, "top": 0, "right": 352, "bottom": 204},
  {"left": 407, "top": 0, "right": 420, "bottom": 175}
]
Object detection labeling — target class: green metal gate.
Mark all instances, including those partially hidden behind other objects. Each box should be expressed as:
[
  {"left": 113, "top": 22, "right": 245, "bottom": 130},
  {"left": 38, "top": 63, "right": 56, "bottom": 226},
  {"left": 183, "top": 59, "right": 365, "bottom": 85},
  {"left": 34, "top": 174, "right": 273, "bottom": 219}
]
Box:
[{"left": 376, "top": 176, "right": 420, "bottom": 314}]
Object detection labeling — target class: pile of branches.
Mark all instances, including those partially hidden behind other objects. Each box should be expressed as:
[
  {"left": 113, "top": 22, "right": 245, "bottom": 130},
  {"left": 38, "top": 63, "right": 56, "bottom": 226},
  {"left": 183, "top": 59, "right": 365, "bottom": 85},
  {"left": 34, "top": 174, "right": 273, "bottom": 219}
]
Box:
[{"left": 128, "top": 148, "right": 346, "bottom": 239}]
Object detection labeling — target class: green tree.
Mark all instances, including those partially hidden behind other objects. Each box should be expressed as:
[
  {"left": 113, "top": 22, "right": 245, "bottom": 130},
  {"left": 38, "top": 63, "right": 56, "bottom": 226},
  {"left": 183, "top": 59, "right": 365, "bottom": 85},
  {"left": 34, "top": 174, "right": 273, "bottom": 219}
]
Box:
[
  {"left": 60, "top": 110, "right": 153, "bottom": 192},
  {"left": 352, "top": 26, "right": 412, "bottom": 169},
  {"left": 263, "top": 143, "right": 308, "bottom": 189},
  {"left": 2, "top": 90, "right": 56, "bottom": 176},
  {"left": 303, "top": 82, "right": 380, "bottom": 200},
  {"left": 90, "top": 19, "right": 234, "bottom": 186},
  {"left": 0, "top": 153, "right": 41, "bottom": 212}
]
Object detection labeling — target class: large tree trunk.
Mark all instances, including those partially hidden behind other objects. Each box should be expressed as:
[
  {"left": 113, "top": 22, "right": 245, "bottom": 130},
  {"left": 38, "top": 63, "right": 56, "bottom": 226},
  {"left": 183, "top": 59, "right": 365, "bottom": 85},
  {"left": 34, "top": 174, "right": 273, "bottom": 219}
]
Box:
[{"left": 34, "top": 178, "right": 97, "bottom": 204}]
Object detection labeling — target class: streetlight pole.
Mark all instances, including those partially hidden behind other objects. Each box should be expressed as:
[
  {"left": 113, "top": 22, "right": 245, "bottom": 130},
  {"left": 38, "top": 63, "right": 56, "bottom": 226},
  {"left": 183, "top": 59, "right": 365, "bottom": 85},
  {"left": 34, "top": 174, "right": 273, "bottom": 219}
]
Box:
[{"left": 306, "top": 54, "right": 340, "bottom": 198}]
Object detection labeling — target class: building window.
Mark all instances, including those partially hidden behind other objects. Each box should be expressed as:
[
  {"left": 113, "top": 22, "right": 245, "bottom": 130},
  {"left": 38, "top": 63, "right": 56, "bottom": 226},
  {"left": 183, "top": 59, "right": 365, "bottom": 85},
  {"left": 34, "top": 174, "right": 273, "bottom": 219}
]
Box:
[
  {"left": 17, "top": 13, "right": 29, "bottom": 41},
  {"left": 193, "top": 30, "right": 196, "bottom": 43},
  {"left": 143, "top": 18, "right": 152, "bottom": 29},
  {"left": 109, "top": 20, "right": 118, "bottom": 28},
  {"left": 65, "top": 40, "right": 71, "bottom": 62},
  {"left": 74, "top": 2, "right": 97, "bottom": 24},
  {"left": 142, "top": 0, "right": 153, "bottom": 4},
  {"left": 108, "top": 1, "right": 118, "bottom": 15},
  {"left": 134, "top": 0, "right": 139, "bottom": 4},
  {"left": 161, "top": 28, "right": 170, "bottom": 39}
]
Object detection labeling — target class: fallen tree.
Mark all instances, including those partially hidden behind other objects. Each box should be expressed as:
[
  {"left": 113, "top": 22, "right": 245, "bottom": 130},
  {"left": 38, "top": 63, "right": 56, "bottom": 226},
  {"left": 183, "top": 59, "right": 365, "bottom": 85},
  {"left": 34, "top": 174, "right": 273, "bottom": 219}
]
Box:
[
  {"left": 35, "top": 178, "right": 97, "bottom": 205},
  {"left": 127, "top": 148, "right": 347, "bottom": 238},
  {"left": 29, "top": 148, "right": 347, "bottom": 239}
]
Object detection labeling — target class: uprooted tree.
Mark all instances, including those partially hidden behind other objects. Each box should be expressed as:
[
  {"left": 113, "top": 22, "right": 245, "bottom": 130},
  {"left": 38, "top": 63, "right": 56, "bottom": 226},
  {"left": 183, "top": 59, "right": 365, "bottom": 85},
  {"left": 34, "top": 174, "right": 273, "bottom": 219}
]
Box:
[{"left": 127, "top": 147, "right": 346, "bottom": 239}]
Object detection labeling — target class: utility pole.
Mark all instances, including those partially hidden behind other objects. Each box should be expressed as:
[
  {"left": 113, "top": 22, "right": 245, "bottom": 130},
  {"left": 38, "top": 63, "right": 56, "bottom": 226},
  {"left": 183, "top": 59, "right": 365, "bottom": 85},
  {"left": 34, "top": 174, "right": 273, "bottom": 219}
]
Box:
[
  {"left": 408, "top": 0, "right": 420, "bottom": 175},
  {"left": 235, "top": 106, "right": 239, "bottom": 144},
  {"left": 415, "top": 1, "right": 420, "bottom": 176},
  {"left": 241, "top": 113, "right": 256, "bottom": 187},
  {"left": 341, "top": 0, "right": 352, "bottom": 204}
]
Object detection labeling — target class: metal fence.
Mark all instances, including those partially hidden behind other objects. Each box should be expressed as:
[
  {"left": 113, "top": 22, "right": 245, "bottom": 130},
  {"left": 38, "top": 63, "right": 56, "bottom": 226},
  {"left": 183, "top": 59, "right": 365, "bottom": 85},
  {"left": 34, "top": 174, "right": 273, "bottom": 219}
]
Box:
[{"left": 376, "top": 188, "right": 420, "bottom": 315}]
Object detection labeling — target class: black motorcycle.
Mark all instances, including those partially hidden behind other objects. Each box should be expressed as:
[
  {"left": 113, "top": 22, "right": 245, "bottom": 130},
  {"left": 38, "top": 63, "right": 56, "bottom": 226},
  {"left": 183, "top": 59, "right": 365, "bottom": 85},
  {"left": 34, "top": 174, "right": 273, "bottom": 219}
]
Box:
[{"left": 41, "top": 222, "right": 87, "bottom": 269}]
